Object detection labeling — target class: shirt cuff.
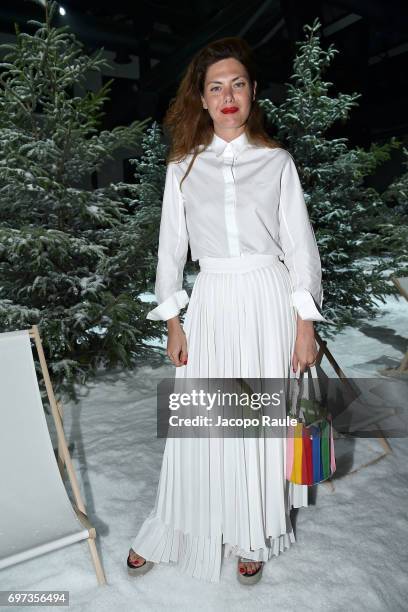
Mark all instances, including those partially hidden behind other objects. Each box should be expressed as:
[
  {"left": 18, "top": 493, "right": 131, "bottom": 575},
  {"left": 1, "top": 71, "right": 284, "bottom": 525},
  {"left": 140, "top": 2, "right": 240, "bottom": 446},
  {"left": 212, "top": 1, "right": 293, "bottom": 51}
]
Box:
[
  {"left": 146, "top": 289, "right": 190, "bottom": 321},
  {"left": 292, "top": 289, "right": 329, "bottom": 323}
]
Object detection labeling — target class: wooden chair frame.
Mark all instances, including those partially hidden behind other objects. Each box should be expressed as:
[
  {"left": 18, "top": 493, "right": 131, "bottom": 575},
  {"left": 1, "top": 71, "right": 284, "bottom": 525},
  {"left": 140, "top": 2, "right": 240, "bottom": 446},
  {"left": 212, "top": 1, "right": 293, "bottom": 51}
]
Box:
[
  {"left": 379, "top": 276, "right": 408, "bottom": 376},
  {"left": 314, "top": 330, "right": 392, "bottom": 491},
  {"left": 29, "top": 324, "right": 107, "bottom": 585}
]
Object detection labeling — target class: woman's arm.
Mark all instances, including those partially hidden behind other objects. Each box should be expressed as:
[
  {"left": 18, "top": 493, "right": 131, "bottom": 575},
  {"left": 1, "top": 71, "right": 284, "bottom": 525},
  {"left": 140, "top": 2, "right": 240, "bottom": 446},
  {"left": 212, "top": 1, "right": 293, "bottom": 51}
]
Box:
[
  {"left": 293, "top": 317, "right": 317, "bottom": 373},
  {"left": 278, "top": 152, "right": 327, "bottom": 372},
  {"left": 278, "top": 152, "right": 328, "bottom": 324},
  {"left": 166, "top": 315, "right": 188, "bottom": 367},
  {"left": 146, "top": 162, "right": 190, "bottom": 322}
]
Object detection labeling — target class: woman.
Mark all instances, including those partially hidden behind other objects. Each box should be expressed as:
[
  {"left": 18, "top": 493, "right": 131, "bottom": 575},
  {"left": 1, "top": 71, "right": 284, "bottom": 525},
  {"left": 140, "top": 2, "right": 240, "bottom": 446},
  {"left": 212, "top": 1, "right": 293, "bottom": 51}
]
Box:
[{"left": 127, "top": 37, "right": 327, "bottom": 585}]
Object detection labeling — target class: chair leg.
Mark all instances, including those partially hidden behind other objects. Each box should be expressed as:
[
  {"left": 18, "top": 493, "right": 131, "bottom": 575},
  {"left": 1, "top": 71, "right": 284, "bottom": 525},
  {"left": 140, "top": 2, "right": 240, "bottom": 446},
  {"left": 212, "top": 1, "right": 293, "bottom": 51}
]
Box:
[
  {"left": 73, "top": 505, "right": 107, "bottom": 585},
  {"left": 56, "top": 400, "right": 65, "bottom": 478},
  {"left": 86, "top": 537, "right": 107, "bottom": 585}
]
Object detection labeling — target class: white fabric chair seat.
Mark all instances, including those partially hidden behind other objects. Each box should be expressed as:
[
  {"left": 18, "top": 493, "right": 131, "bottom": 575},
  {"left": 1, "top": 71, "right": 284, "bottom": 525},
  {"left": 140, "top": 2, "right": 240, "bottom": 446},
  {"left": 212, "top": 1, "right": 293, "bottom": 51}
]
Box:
[{"left": 0, "top": 330, "right": 89, "bottom": 570}]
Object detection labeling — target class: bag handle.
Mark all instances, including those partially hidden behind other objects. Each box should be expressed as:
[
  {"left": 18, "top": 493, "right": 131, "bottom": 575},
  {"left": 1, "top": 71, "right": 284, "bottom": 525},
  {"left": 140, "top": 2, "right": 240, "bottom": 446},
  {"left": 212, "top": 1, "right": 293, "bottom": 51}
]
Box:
[
  {"left": 291, "top": 364, "right": 321, "bottom": 421},
  {"left": 290, "top": 365, "right": 305, "bottom": 419}
]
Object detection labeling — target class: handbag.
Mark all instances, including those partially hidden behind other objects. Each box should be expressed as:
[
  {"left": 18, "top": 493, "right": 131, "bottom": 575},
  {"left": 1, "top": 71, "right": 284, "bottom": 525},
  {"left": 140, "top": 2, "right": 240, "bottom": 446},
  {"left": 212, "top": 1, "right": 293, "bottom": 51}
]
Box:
[{"left": 286, "top": 363, "right": 336, "bottom": 485}]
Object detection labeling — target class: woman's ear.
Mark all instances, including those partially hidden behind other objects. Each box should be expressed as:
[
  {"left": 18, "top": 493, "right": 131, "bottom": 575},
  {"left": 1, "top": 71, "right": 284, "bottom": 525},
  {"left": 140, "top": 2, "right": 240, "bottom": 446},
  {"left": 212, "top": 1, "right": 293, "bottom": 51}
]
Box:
[{"left": 200, "top": 94, "right": 207, "bottom": 110}]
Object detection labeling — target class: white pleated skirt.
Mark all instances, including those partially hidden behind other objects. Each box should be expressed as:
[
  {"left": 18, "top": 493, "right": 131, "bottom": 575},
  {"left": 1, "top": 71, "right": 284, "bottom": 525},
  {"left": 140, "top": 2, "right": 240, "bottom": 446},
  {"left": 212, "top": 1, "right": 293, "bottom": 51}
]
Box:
[{"left": 131, "top": 253, "right": 309, "bottom": 582}]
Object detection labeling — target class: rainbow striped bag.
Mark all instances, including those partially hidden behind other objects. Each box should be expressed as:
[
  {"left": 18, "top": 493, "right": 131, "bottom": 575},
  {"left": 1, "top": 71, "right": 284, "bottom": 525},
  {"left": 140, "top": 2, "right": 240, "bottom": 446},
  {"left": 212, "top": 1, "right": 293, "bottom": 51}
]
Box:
[{"left": 286, "top": 364, "right": 336, "bottom": 485}]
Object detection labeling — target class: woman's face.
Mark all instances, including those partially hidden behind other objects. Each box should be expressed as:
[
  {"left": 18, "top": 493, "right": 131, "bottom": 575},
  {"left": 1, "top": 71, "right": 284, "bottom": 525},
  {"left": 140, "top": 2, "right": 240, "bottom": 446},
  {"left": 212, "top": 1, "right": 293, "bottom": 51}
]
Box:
[{"left": 201, "top": 57, "right": 256, "bottom": 134}]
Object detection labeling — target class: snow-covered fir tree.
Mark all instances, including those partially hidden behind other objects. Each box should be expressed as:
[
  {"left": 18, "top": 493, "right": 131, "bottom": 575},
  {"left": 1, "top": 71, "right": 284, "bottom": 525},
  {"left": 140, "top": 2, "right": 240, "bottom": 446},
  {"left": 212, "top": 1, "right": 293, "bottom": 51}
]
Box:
[
  {"left": 259, "top": 18, "right": 407, "bottom": 334},
  {"left": 383, "top": 147, "right": 408, "bottom": 217},
  {"left": 117, "top": 121, "right": 196, "bottom": 330},
  {"left": 379, "top": 146, "right": 408, "bottom": 260},
  {"left": 0, "top": 1, "right": 153, "bottom": 402},
  {"left": 124, "top": 121, "right": 168, "bottom": 287}
]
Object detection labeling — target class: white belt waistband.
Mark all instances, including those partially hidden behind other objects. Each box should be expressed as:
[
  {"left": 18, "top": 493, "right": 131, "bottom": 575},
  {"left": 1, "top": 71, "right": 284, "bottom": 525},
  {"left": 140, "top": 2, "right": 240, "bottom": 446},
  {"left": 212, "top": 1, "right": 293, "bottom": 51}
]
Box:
[{"left": 198, "top": 253, "right": 282, "bottom": 274}]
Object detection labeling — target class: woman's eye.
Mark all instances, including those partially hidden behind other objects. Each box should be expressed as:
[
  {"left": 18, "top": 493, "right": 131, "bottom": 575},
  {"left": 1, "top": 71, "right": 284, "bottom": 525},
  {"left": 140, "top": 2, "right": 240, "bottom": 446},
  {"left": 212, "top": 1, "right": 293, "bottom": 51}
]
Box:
[{"left": 210, "top": 82, "right": 246, "bottom": 92}]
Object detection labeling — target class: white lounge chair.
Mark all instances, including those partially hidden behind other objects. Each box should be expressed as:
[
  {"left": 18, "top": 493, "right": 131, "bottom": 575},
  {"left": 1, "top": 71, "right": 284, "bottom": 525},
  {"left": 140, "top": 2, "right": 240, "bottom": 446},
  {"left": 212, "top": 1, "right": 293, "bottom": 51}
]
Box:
[{"left": 0, "top": 325, "right": 106, "bottom": 585}]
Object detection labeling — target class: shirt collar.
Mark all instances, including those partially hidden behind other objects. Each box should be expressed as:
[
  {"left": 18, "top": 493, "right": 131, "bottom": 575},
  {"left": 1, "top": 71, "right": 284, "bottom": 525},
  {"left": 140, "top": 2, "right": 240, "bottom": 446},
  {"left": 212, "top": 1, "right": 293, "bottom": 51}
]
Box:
[{"left": 210, "top": 130, "right": 250, "bottom": 158}]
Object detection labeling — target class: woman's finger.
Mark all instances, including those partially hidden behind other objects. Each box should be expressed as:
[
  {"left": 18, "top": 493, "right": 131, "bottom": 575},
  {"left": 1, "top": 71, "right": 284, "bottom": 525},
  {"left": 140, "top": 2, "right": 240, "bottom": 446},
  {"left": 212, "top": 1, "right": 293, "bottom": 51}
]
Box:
[
  {"left": 180, "top": 339, "right": 188, "bottom": 365},
  {"left": 174, "top": 350, "right": 184, "bottom": 367}
]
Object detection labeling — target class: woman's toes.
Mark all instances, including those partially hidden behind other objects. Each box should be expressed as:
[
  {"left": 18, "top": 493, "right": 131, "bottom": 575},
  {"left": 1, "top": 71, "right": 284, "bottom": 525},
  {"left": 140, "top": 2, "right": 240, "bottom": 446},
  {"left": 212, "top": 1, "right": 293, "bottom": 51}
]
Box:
[
  {"left": 131, "top": 558, "right": 143, "bottom": 566},
  {"left": 239, "top": 560, "right": 260, "bottom": 574},
  {"left": 128, "top": 549, "right": 145, "bottom": 565}
]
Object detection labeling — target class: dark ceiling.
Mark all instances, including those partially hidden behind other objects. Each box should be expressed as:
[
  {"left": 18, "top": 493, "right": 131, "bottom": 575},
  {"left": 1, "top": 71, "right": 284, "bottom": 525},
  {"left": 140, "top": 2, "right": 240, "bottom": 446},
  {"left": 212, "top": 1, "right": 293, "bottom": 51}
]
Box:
[{"left": 0, "top": 0, "right": 407, "bottom": 147}]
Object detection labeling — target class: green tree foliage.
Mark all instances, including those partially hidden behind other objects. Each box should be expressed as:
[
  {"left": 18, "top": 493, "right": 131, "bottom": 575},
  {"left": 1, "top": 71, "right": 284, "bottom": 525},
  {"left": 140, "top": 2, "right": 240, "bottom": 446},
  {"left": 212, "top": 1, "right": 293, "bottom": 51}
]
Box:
[
  {"left": 259, "top": 19, "right": 407, "bottom": 334},
  {"left": 379, "top": 146, "right": 408, "bottom": 259},
  {"left": 0, "top": 1, "right": 152, "bottom": 402},
  {"left": 118, "top": 121, "right": 197, "bottom": 335},
  {"left": 124, "top": 121, "right": 168, "bottom": 284}
]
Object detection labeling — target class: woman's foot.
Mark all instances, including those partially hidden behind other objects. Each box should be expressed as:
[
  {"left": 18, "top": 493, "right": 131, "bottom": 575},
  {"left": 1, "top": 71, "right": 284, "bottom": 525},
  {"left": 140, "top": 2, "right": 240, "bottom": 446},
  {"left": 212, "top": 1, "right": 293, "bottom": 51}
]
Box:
[
  {"left": 128, "top": 549, "right": 146, "bottom": 567},
  {"left": 238, "top": 559, "right": 262, "bottom": 575},
  {"left": 127, "top": 548, "right": 154, "bottom": 577},
  {"left": 237, "top": 557, "right": 264, "bottom": 585}
]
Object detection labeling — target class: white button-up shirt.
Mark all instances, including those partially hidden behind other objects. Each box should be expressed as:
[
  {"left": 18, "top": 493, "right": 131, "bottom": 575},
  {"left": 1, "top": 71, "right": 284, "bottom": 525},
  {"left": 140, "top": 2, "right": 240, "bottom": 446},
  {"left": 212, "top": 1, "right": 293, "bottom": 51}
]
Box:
[{"left": 146, "top": 130, "right": 327, "bottom": 323}]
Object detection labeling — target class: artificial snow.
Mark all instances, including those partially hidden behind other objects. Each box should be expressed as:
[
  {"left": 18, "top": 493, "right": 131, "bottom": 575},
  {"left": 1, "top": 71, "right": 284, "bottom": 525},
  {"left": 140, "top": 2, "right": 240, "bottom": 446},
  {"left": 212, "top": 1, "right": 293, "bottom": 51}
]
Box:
[{"left": 1, "top": 293, "right": 407, "bottom": 611}]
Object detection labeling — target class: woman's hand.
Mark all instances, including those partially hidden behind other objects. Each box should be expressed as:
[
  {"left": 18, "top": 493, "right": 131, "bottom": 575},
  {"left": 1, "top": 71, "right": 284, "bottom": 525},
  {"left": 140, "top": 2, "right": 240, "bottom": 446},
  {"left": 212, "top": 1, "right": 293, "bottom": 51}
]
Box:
[
  {"left": 166, "top": 316, "right": 188, "bottom": 367},
  {"left": 292, "top": 316, "right": 318, "bottom": 374}
]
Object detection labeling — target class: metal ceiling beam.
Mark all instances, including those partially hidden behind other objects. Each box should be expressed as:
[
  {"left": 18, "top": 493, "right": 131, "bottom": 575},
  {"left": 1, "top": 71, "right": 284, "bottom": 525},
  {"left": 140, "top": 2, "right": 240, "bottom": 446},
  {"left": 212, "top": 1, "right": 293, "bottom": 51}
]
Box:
[
  {"left": 138, "top": 0, "right": 279, "bottom": 91},
  {"left": 0, "top": 3, "right": 146, "bottom": 53},
  {"left": 329, "top": 0, "right": 408, "bottom": 27},
  {"left": 238, "top": 0, "right": 275, "bottom": 37},
  {"left": 323, "top": 13, "right": 362, "bottom": 37}
]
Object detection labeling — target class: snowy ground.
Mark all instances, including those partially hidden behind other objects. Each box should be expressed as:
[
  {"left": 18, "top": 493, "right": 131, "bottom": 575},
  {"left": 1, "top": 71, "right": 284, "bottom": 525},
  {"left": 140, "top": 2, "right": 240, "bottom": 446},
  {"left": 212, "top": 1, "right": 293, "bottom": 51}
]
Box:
[{"left": 1, "top": 292, "right": 407, "bottom": 612}]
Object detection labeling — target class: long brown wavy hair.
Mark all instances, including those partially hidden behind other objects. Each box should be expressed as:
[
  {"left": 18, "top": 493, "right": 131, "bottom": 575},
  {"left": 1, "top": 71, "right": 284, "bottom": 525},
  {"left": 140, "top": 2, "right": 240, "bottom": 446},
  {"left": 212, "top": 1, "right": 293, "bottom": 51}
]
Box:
[{"left": 162, "top": 37, "right": 281, "bottom": 189}]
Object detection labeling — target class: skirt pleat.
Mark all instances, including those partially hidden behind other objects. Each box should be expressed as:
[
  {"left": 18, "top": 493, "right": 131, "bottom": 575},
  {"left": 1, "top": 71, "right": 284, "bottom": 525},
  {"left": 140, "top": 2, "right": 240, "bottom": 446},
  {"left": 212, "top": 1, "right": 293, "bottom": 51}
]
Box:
[{"left": 131, "top": 254, "right": 309, "bottom": 582}]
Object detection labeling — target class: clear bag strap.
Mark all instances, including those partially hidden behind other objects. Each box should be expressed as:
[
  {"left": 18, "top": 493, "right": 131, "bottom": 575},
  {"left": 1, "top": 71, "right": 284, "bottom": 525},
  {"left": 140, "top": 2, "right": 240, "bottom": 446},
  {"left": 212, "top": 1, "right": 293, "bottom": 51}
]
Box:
[{"left": 290, "top": 365, "right": 305, "bottom": 418}]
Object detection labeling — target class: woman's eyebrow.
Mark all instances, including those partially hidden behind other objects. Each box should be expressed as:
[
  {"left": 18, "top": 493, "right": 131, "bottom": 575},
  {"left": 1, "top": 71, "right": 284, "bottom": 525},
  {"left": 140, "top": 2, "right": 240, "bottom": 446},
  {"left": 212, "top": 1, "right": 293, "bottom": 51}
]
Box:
[{"left": 207, "top": 75, "right": 247, "bottom": 84}]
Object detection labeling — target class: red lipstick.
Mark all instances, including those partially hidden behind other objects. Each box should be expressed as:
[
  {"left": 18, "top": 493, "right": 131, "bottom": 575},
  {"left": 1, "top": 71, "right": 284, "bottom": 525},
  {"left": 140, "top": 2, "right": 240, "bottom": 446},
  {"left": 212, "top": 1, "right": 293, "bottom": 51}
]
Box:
[{"left": 221, "top": 107, "right": 239, "bottom": 114}]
